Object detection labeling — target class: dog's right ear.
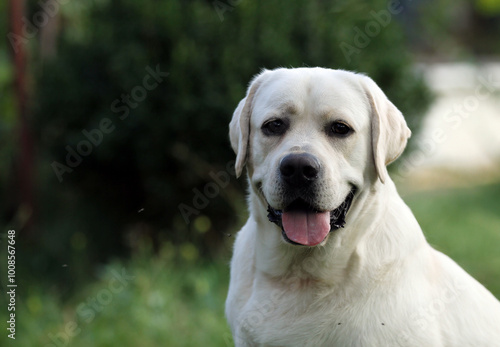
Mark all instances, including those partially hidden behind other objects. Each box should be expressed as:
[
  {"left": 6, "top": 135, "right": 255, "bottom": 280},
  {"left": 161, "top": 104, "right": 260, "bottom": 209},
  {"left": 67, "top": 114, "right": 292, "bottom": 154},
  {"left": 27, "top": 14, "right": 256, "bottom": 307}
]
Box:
[
  {"left": 362, "top": 75, "right": 412, "bottom": 184},
  {"left": 229, "top": 70, "right": 269, "bottom": 178}
]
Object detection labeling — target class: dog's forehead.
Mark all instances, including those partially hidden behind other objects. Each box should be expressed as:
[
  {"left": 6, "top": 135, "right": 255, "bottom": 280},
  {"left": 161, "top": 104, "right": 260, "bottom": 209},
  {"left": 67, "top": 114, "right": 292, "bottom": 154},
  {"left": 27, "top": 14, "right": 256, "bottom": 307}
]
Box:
[{"left": 252, "top": 69, "right": 369, "bottom": 126}]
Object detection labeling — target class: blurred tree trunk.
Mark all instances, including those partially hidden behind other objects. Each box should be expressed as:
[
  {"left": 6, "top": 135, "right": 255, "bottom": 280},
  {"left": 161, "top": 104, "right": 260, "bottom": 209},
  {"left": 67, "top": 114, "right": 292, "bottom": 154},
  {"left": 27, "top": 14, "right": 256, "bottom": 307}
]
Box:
[{"left": 10, "top": 0, "right": 36, "bottom": 235}]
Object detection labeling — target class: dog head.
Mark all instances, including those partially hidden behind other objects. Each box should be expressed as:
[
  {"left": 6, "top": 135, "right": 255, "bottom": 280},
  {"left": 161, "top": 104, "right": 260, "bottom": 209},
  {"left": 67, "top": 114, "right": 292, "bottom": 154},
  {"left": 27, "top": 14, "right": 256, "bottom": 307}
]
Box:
[{"left": 229, "top": 67, "right": 410, "bottom": 246}]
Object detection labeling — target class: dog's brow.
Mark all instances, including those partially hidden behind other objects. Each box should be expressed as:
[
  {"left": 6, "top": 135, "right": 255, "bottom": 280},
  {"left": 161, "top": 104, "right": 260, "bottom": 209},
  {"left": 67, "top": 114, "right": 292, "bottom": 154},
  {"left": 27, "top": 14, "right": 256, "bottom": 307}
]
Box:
[
  {"left": 318, "top": 109, "right": 343, "bottom": 122},
  {"left": 320, "top": 108, "right": 355, "bottom": 121},
  {"left": 278, "top": 103, "right": 298, "bottom": 115}
]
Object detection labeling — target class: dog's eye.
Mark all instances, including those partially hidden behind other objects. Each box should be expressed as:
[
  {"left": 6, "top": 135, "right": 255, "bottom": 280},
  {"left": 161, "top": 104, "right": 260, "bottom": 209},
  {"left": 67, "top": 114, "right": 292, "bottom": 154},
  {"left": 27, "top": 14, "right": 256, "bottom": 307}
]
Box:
[
  {"left": 330, "top": 121, "right": 352, "bottom": 136},
  {"left": 262, "top": 119, "right": 288, "bottom": 136}
]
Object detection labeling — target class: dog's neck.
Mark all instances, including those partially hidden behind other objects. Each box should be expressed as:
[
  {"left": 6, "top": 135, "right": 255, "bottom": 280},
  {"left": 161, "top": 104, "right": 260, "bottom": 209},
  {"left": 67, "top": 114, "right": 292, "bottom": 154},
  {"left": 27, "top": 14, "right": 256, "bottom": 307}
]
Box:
[{"left": 248, "top": 178, "right": 427, "bottom": 287}]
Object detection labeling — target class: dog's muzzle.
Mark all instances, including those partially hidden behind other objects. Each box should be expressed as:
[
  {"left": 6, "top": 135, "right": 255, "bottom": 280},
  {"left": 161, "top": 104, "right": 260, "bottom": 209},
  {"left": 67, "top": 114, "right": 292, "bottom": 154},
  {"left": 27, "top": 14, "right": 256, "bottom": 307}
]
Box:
[{"left": 267, "top": 188, "right": 356, "bottom": 246}]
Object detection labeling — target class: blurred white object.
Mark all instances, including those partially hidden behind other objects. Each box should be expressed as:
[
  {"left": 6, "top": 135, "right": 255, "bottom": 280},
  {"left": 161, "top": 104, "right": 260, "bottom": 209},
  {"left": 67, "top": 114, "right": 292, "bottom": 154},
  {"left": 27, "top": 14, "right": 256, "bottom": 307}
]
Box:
[{"left": 404, "top": 62, "right": 500, "bottom": 185}]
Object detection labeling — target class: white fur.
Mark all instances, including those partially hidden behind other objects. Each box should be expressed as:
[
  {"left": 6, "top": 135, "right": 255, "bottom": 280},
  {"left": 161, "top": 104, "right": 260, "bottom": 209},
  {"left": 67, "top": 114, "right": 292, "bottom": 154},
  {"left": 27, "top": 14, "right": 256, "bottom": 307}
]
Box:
[{"left": 226, "top": 67, "right": 500, "bottom": 347}]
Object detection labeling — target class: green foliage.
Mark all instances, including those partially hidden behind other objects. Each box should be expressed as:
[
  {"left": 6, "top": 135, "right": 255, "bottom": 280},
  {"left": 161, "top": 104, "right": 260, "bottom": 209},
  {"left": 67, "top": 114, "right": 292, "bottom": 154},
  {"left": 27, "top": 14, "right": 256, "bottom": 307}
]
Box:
[
  {"left": 30, "top": 0, "right": 431, "bottom": 285},
  {"left": 410, "top": 0, "right": 500, "bottom": 58}
]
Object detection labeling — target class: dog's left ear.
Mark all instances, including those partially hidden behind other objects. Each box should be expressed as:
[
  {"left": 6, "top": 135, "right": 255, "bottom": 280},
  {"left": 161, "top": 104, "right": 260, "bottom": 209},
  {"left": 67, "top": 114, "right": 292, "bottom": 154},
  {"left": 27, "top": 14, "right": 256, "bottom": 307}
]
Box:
[
  {"left": 362, "top": 76, "right": 412, "bottom": 184},
  {"left": 229, "top": 70, "right": 270, "bottom": 178}
]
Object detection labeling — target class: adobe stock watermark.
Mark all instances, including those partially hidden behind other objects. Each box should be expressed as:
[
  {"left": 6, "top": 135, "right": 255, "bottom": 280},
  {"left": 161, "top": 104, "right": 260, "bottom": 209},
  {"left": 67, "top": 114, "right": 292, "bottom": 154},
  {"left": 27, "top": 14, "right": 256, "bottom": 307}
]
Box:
[
  {"left": 178, "top": 160, "right": 236, "bottom": 224},
  {"left": 395, "top": 74, "right": 500, "bottom": 179},
  {"left": 340, "top": 0, "right": 405, "bottom": 63},
  {"left": 7, "top": 0, "right": 70, "bottom": 54},
  {"left": 45, "top": 267, "right": 135, "bottom": 347},
  {"left": 51, "top": 65, "right": 169, "bottom": 182},
  {"left": 212, "top": 0, "right": 243, "bottom": 22}
]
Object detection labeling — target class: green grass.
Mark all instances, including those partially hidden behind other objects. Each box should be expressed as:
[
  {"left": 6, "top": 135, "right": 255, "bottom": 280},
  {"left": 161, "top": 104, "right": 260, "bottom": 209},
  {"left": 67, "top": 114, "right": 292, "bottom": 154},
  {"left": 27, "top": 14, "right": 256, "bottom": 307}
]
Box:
[
  {"left": 2, "top": 247, "right": 233, "bottom": 347},
  {"left": 403, "top": 182, "right": 500, "bottom": 298},
  {"left": 1, "top": 183, "right": 499, "bottom": 346}
]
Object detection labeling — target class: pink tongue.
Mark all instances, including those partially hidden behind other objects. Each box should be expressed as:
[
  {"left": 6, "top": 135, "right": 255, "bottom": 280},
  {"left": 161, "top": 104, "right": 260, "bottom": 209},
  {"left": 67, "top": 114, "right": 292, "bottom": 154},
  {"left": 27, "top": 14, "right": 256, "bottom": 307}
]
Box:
[{"left": 282, "top": 210, "right": 331, "bottom": 246}]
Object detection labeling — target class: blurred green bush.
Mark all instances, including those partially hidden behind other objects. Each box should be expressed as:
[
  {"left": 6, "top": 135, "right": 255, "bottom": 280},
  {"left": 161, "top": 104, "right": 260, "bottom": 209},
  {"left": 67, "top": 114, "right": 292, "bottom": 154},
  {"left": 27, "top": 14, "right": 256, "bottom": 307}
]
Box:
[{"left": 27, "top": 0, "right": 432, "bottom": 286}]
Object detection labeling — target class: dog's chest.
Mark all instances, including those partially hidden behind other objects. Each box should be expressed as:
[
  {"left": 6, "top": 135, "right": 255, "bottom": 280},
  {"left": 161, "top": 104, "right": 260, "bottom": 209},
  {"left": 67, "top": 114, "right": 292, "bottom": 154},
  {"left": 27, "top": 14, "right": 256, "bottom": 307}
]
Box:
[
  {"left": 236, "top": 285, "right": 353, "bottom": 345},
  {"left": 235, "top": 283, "right": 437, "bottom": 347}
]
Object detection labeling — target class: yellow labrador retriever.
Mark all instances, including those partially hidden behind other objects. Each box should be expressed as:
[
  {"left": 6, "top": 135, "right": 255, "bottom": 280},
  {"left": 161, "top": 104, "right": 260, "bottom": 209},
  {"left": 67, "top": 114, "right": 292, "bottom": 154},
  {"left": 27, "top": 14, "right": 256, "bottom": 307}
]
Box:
[{"left": 225, "top": 67, "right": 500, "bottom": 346}]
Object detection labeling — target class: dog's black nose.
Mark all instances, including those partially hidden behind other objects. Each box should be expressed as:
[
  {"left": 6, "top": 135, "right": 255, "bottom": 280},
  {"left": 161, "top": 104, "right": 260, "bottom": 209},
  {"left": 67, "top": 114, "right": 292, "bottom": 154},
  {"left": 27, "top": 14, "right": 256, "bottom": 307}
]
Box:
[{"left": 280, "top": 153, "right": 321, "bottom": 187}]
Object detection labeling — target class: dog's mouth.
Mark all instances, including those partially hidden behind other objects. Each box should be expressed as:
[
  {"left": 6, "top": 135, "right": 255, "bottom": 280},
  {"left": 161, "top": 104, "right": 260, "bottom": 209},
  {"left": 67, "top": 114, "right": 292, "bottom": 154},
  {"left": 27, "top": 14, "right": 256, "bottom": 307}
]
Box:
[{"left": 267, "top": 188, "right": 356, "bottom": 246}]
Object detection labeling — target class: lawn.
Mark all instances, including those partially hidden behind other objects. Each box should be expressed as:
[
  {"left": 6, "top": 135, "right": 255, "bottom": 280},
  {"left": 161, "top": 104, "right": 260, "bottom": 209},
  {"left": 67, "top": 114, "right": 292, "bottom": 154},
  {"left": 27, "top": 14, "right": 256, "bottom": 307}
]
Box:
[
  {"left": 403, "top": 182, "right": 500, "bottom": 298},
  {"left": 6, "top": 250, "right": 233, "bottom": 347},
  {"left": 1, "top": 182, "right": 499, "bottom": 346}
]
